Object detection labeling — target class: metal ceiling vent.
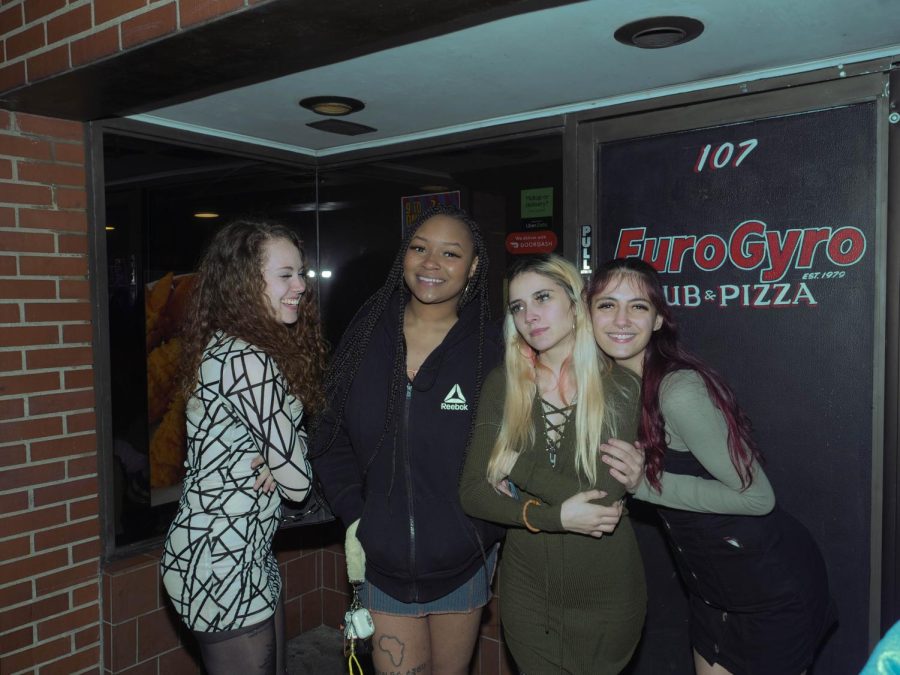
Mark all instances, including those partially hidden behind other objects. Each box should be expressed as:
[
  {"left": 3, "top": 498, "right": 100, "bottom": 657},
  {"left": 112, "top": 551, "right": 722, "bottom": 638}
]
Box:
[
  {"left": 614, "top": 16, "right": 704, "bottom": 49},
  {"left": 306, "top": 119, "right": 376, "bottom": 136}
]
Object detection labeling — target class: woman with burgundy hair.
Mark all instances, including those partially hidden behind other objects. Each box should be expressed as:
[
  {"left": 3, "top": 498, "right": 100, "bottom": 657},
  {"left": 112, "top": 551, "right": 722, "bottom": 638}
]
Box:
[{"left": 588, "top": 257, "right": 835, "bottom": 675}]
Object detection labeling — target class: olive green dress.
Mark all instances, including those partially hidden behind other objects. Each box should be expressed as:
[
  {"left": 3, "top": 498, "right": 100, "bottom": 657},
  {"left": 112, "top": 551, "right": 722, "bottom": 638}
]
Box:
[{"left": 459, "top": 364, "right": 646, "bottom": 674}]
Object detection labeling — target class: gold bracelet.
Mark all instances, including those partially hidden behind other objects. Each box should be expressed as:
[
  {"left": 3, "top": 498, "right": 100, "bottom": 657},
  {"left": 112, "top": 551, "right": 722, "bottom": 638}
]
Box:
[{"left": 522, "top": 498, "right": 541, "bottom": 533}]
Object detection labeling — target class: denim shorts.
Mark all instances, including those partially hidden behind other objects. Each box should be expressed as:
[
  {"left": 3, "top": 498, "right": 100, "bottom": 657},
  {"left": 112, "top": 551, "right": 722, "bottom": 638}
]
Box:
[{"left": 360, "top": 544, "right": 498, "bottom": 617}]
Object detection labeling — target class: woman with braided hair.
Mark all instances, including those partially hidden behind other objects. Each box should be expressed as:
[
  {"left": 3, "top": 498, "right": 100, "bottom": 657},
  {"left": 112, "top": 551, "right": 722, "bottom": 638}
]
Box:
[{"left": 312, "top": 205, "right": 505, "bottom": 675}]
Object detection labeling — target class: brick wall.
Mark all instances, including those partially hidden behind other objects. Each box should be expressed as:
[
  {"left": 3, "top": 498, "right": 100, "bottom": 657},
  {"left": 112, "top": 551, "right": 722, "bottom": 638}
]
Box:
[
  {"left": 0, "top": 109, "right": 100, "bottom": 674},
  {"left": 0, "top": 0, "right": 272, "bottom": 92}
]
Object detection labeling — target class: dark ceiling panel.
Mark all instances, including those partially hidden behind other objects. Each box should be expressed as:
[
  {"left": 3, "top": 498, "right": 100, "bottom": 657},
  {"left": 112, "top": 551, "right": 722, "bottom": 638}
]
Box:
[{"left": 0, "top": 0, "right": 583, "bottom": 122}]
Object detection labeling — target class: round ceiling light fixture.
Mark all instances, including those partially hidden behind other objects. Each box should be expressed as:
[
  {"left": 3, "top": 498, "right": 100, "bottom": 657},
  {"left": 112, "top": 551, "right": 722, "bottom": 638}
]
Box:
[
  {"left": 299, "top": 96, "right": 365, "bottom": 116},
  {"left": 614, "top": 16, "right": 704, "bottom": 49}
]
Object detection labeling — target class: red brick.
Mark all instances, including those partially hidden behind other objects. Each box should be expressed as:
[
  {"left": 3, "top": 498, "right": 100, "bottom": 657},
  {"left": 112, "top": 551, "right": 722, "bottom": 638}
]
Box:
[
  {"left": 19, "top": 208, "right": 85, "bottom": 231},
  {"left": 62, "top": 323, "right": 91, "bottom": 343},
  {"left": 0, "top": 535, "right": 30, "bottom": 562},
  {"left": 0, "top": 591, "right": 69, "bottom": 633},
  {"left": 66, "top": 410, "right": 95, "bottom": 433},
  {"left": 0, "top": 396, "right": 24, "bottom": 419},
  {"left": 58, "top": 279, "right": 89, "bottom": 299},
  {"left": 0, "top": 229, "right": 53, "bottom": 252},
  {"left": 26, "top": 44, "right": 70, "bottom": 82},
  {"left": 68, "top": 454, "right": 98, "bottom": 478},
  {"left": 0, "top": 350, "right": 22, "bottom": 371},
  {"left": 24, "top": 0, "right": 66, "bottom": 23},
  {"left": 107, "top": 563, "right": 159, "bottom": 623},
  {"left": 0, "top": 133, "right": 53, "bottom": 160},
  {"left": 0, "top": 548, "right": 68, "bottom": 588},
  {"left": 70, "top": 26, "right": 119, "bottom": 68},
  {"left": 26, "top": 346, "right": 91, "bottom": 368},
  {"left": 40, "top": 644, "right": 100, "bottom": 675},
  {"left": 0, "top": 370, "right": 59, "bottom": 394},
  {"left": 0, "top": 462, "right": 65, "bottom": 494},
  {"left": 0, "top": 414, "right": 62, "bottom": 442},
  {"left": 0, "top": 324, "right": 58, "bottom": 346},
  {"left": 6, "top": 24, "right": 46, "bottom": 61},
  {"left": 0, "top": 444, "right": 27, "bottom": 467},
  {"left": 0, "top": 580, "right": 32, "bottom": 608},
  {"left": 58, "top": 233, "right": 87, "bottom": 253},
  {"left": 54, "top": 142, "right": 84, "bottom": 164},
  {"left": 0, "top": 302, "right": 20, "bottom": 322},
  {"left": 46, "top": 4, "right": 91, "bottom": 43},
  {"left": 0, "top": 4, "right": 24, "bottom": 35},
  {"left": 0, "top": 112, "right": 9, "bottom": 131},
  {"left": 34, "top": 474, "right": 97, "bottom": 505},
  {"left": 20, "top": 254, "right": 88, "bottom": 276},
  {"left": 0, "top": 636, "right": 69, "bottom": 674},
  {"left": 29, "top": 388, "right": 93, "bottom": 414},
  {"left": 0, "top": 254, "right": 16, "bottom": 274},
  {"left": 18, "top": 161, "right": 85, "bottom": 187},
  {"left": 0, "top": 208, "right": 14, "bottom": 227},
  {"left": 1, "top": 625, "right": 33, "bottom": 653},
  {"left": 0, "top": 62, "right": 27, "bottom": 92},
  {"left": 24, "top": 301, "right": 89, "bottom": 322},
  {"left": 0, "top": 180, "right": 53, "bottom": 205},
  {"left": 109, "top": 618, "right": 137, "bottom": 671},
  {"left": 30, "top": 432, "right": 95, "bottom": 462},
  {"left": 0, "top": 279, "right": 55, "bottom": 299},
  {"left": 16, "top": 114, "right": 83, "bottom": 141},
  {"left": 35, "top": 559, "right": 96, "bottom": 595},
  {"left": 122, "top": 2, "right": 177, "bottom": 48},
  {"left": 180, "top": 0, "right": 244, "bottom": 28},
  {"left": 68, "top": 495, "right": 98, "bottom": 520},
  {"left": 0, "top": 157, "right": 12, "bottom": 179},
  {"left": 63, "top": 368, "right": 92, "bottom": 389},
  {"left": 35, "top": 517, "right": 98, "bottom": 551},
  {"left": 136, "top": 606, "right": 180, "bottom": 661},
  {"left": 72, "top": 581, "right": 97, "bottom": 608},
  {"left": 53, "top": 186, "right": 86, "bottom": 209},
  {"left": 94, "top": 0, "right": 145, "bottom": 25},
  {"left": 71, "top": 536, "right": 100, "bottom": 563}
]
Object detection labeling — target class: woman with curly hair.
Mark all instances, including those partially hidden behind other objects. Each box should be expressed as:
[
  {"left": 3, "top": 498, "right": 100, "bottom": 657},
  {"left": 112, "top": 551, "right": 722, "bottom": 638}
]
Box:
[
  {"left": 161, "top": 219, "right": 327, "bottom": 675},
  {"left": 458, "top": 254, "right": 646, "bottom": 674},
  {"left": 312, "top": 204, "right": 504, "bottom": 675},
  {"left": 589, "top": 257, "right": 835, "bottom": 675}
]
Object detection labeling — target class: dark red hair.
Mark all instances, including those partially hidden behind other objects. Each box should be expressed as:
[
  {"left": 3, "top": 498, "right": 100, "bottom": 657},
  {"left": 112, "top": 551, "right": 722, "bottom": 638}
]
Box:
[{"left": 586, "top": 258, "right": 763, "bottom": 491}]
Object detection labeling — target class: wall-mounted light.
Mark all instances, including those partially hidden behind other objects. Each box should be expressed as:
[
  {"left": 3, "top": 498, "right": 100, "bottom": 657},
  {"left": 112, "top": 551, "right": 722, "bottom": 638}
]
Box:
[
  {"left": 307, "top": 270, "right": 317, "bottom": 278},
  {"left": 105, "top": 225, "right": 115, "bottom": 231},
  {"left": 193, "top": 211, "right": 220, "bottom": 219},
  {"left": 299, "top": 96, "right": 365, "bottom": 116},
  {"left": 321, "top": 270, "right": 333, "bottom": 279}
]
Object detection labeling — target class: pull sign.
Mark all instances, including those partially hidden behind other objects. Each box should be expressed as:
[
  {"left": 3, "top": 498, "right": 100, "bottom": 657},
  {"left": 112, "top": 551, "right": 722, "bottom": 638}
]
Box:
[{"left": 580, "top": 225, "right": 593, "bottom": 275}]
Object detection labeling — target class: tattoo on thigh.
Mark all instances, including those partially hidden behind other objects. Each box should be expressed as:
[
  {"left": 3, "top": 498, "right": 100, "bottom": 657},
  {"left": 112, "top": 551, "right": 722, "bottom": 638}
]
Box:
[{"left": 377, "top": 634, "right": 405, "bottom": 667}]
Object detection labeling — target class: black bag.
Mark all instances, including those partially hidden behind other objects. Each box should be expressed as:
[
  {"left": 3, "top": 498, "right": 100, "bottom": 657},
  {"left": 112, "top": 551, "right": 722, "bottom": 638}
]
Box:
[{"left": 279, "top": 479, "right": 335, "bottom": 528}]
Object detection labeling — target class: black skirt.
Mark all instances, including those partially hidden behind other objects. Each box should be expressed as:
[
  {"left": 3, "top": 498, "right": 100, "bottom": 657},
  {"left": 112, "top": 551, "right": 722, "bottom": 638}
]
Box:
[{"left": 658, "top": 450, "right": 836, "bottom": 675}]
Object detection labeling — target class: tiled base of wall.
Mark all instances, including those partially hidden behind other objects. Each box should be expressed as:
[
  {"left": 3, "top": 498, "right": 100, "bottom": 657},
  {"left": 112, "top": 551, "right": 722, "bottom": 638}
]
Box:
[{"left": 100, "top": 523, "right": 513, "bottom": 674}]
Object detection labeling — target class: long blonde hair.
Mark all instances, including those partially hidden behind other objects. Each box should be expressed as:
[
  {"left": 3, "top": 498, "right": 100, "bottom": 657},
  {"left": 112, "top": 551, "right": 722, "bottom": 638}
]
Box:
[{"left": 487, "top": 254, "right": 617, "bottom": 486}]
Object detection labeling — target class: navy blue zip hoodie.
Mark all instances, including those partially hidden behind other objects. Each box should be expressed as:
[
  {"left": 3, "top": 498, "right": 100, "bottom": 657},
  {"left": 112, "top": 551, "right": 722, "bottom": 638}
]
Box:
[{"left": 312, "top": 292, "right": 505, "bottom": 603}]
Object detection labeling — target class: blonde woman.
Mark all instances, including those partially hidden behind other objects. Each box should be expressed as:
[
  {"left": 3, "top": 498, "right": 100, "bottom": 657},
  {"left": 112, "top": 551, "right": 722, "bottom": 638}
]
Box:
[{"left": 459, "top": 254, "right": 646, "bottom": 674}]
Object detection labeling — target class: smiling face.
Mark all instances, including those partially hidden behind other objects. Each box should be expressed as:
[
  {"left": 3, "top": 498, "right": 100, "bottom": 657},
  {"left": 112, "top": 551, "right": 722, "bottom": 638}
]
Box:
[
  {"left": 403, "top": 214, "right": 478, "bottom": 308},
  {"left": 590, "top": 273, "right": 662, "bottom": 375},
  {"left": 261, "top": 237, "right": 307, "bottom": 325},
  {"left": 508, "top": 270, "right": 576, "bottom": 362}
]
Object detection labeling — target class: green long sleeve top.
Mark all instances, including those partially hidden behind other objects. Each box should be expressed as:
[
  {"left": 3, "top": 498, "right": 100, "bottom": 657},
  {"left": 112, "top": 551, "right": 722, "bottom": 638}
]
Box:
[{"left": 633, "top": 369, "right": 775, "bottom": 515}]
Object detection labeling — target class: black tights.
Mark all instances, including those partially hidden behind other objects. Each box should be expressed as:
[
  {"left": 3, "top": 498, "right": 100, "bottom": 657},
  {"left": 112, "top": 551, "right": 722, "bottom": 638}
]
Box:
[{"left": 193, "top": 598, "right": 286, "bottom": 675}]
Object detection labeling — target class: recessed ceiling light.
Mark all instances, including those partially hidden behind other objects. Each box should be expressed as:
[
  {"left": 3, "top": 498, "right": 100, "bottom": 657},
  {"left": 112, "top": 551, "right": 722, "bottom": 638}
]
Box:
[
  {"left": 193, "top": 211, "right": 219, "bottom": 219},
  {"left": 614, "top": 16, "right": 704, "bottom": 49},
  {"left": 299, "top": 96, "right": 365, "bottom": 116}
]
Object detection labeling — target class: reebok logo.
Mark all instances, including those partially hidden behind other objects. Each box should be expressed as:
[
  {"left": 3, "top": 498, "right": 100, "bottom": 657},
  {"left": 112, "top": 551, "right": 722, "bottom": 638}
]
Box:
[{"left": 441, "top": 384, "right": 468, "bottom": 411}]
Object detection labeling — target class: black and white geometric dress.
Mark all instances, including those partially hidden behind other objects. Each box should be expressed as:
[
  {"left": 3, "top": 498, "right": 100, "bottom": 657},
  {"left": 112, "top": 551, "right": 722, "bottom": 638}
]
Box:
[{"left": 161, "top": 333, "right": 312, "bottom": 632}]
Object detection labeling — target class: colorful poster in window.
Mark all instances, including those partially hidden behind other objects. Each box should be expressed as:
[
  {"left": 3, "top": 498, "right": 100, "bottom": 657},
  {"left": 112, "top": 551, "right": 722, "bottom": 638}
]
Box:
[
  {"left": 401, "top": 191, "right": 461, "bottom": 231},
  {"left": 520, "top": 186, "right": 553, "bottom": 230}
]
